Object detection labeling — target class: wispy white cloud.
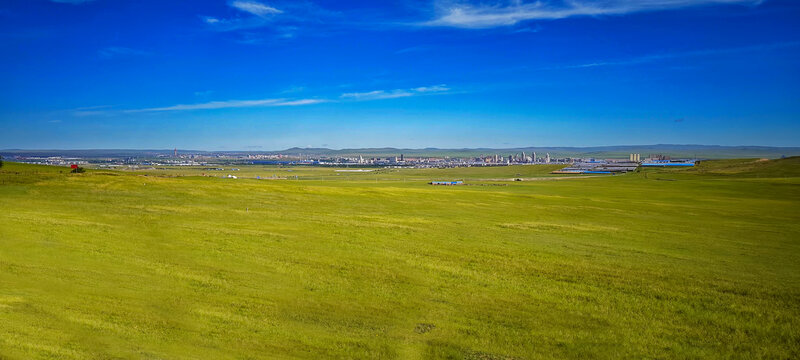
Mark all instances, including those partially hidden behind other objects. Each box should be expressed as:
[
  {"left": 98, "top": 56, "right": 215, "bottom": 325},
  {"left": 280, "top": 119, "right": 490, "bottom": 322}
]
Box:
[
  {"left": 275, "top": 99, "right": 326, "bottom": 106},
  {"left": 67, "top": 98, "right": 325, "bottom": 116},
  {"left": 126, "top": 98, "right": 325, "bottom": 112},
  {"left": 229, "top": 1, "right": 282, "bottom": 17},
  {"left": 552, "top": 41, "right": 800, "bottom": 69},
  {"left": 68, "top": 84, "right": 451, "bottom": 117},
  {"left": 412, "top": 84, "right": 450, "bottom": 93},
  {"left": 70, "top": 84, "right": 453, "bottom": 116},
  {"left": 513, "top": 25, "right": 542, "bottom": 33},
  {"left": 341, "top": 90, "right": 413, "bottom": 100},
  {"left": 341, "top": 84, "right": 451, "bottom": 101},
  {"left": 201, "top": 1, "right": 284, "bottom": 33},
  {"left": 424, "top": 0, "right": 763, "bottom": 28},
  {"left": 200, "top": 0, "right": 283, "bottom": 32},
  {"left": 201, "top": 1, "right": 342, "bottom": 41},
  {"left": 203, "top": 17, "right": 221, "bottom": 24}
]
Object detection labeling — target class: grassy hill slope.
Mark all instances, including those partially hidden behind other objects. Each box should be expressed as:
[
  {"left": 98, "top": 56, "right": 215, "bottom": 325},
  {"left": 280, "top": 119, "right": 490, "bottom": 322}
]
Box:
[
  {"left": 688, "top": 156, "right": 800, "bottom": 177},
  {"left": 0, "top": 160, "right": 798, "bottom": 359}
]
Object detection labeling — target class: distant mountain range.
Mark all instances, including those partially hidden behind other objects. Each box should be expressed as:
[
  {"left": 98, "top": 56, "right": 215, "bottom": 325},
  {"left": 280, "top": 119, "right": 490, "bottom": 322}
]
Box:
[{"left": 2, "top": 144, "right": 799, "bottom": 159}]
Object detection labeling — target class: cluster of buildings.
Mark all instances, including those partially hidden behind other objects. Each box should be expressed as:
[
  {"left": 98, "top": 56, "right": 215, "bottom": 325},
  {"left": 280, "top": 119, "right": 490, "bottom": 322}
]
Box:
[
  {"left": 5, "top": 156, "right": 88, "bottom": 166},
  {"left": 555, "top": 154, "right": 695, "bottom": 174},
  {"left": 305, "top": 152, "right": 572, "bottom": 168},
  {"left": 554, "top": 160, "right": 641, "bottom": 174},
  {"left": 479, "top": 152, "right": 553, "bottom": 164},
  {"left": 5, "top": 150, "right": 695, "bottom": 173}
]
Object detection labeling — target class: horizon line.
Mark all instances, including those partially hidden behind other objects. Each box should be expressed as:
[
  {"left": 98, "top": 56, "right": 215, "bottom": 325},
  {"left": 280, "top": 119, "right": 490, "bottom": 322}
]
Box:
[{"left": 3, "top": 143, "right": 800, "bottom": 153}]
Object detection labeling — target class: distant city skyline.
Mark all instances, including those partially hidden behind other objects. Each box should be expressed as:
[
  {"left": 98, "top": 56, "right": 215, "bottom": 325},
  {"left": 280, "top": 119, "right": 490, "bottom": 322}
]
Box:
[{"left": 1, "top": 0, "right": 799, "bottom": 149}]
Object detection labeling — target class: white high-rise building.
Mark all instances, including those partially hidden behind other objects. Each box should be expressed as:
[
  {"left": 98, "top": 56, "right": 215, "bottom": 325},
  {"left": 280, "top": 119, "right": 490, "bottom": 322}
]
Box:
[{"left": 545, "top": 153, "right": 551, "bottom": 164}]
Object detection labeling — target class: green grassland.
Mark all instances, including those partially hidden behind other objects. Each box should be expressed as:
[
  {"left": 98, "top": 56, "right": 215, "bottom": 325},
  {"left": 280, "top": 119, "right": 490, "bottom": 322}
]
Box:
[
  {"left": 1, "top": 159, "right": 798, "bottom": 359},
  {"left": 105, "top": 164, "right": 569, "bottom": 181}
]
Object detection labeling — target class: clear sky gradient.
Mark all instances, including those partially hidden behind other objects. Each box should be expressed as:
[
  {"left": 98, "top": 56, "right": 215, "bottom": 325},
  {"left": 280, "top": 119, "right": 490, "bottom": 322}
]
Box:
[{"left": 1, "top": 0, "right": 798, "bottom": 150}]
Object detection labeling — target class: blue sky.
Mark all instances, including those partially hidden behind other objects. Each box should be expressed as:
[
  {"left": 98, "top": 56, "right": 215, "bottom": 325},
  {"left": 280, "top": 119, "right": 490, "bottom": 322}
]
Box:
[{"left": 1, "top": 0, "right": 798, "bottom": 150}]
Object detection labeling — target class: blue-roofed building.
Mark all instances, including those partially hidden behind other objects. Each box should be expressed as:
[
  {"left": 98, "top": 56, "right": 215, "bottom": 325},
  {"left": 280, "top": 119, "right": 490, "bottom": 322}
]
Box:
[{"left": 430, "top": 181, "right": 464, "bottom": 185}]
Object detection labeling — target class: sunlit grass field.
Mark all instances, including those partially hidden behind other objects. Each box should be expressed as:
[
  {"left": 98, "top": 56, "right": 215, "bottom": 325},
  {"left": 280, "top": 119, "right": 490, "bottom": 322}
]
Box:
[
  {"left": 103, "top": 163, "right": 569, "bottom": 181},
  {"left": 1, "top": 159, "right": 798, "bottom": 359}
]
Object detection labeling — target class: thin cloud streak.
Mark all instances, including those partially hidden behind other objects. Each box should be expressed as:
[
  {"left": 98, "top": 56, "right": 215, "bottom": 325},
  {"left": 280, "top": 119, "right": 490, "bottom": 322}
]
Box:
[
  {"left": 551, "top": 41, "right": 800, "bottom": 69},
  {"left": 341, "top": 90, "right": 414, "bottom": 100},
  {"left": 229, "top": 1, "right": 282, "bottom": 17},
  {"left": 70, "top": 84, "right": 453, "bottom": 116},
  {"left": 341, "top": 84, "right": 450, "bottom": 100},
  {"left": 201, "top": 1, "right": 284, "bottom": 33},
  {"left": 413, "top": 84, "right": 450, "bottom": 93},
  {"left": 276, "top": 99, "right": 327, "bottom": 106},
  {"left": 126, "top": 98, "right": 326, "bottom": 112},
  {"left": 424, "top": 0, "right": 763, "bottom": 28}
]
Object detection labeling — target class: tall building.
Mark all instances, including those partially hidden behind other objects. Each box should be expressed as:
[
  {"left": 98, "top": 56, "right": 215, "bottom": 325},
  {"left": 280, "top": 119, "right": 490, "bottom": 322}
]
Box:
[{"left": 545, "top": 153, "right": 551, "bottom": 164}]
